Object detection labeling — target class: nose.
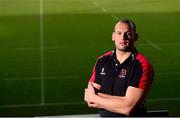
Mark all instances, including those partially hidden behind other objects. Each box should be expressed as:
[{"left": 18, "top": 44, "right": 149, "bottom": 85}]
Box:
[{"left": 120, "top": 33, "right": 126, "bottom": 40}]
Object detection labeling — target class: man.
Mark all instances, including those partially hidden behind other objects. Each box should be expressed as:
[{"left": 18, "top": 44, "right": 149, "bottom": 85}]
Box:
[{"left": 84, "top": 19, "right": 154, "bottom": 117}]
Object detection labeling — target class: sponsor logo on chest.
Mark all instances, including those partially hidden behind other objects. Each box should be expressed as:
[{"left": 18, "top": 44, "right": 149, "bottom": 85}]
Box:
[{"left": 100, "top": 67, "right": 106, "bottom": 75}]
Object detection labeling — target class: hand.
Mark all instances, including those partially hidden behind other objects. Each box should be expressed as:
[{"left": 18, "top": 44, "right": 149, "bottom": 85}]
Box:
[
  {"left": 84, "top": 82, "right": 95, "bottom": 103},
  {"left": 84, "top": 88, "right": 102, "bottom": 108},
  {"left": 84, "top": 82, "right": 103, "bottom": 108}
]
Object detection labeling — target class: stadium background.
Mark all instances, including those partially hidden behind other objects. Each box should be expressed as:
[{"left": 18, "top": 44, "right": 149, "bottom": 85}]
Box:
[{"left": 0, "top": 0, "right": 180, "bottom": 116}]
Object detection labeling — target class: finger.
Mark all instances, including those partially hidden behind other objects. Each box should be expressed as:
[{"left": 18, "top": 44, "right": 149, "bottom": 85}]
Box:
[
  {"left": 89, "top": 82, "right": 94, "bottom": 90},
  {"left": 91, "top": 82, "right": 101, "bottom": 90},
  {"left": 89, "top": 103, "right": 97, "bottom": 108},
  {"left": 88, "top": 82, "right": 93, "bottom": 88}
]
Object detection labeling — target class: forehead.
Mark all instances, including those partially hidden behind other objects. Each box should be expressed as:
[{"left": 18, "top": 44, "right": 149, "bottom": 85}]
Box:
[{"left": 114, "top": 22, "right": 129, "bottom": 31}]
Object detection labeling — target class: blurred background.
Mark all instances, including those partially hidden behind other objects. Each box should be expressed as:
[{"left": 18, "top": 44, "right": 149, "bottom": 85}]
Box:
[{"left": 0, "top": 0, "right": 180, "bottom": 116}]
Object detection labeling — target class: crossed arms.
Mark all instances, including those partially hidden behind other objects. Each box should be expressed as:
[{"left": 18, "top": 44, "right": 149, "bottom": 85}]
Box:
[{"left": 84, "top": 82, "right": 144, "bottom": 116}]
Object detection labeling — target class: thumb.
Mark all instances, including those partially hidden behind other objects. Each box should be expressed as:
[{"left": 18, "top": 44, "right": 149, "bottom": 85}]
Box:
[{"left": 88, "top": 82, "right": 95, "bottom": 92}]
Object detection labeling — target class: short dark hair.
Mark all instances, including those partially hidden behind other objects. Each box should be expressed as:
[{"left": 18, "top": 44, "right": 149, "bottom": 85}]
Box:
[{"left": 120, "top": 19, "right": 136, "bottom": 33}]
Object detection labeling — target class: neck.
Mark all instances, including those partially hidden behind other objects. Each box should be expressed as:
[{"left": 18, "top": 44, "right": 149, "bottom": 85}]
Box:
[{"left": 116, "top": 49, "right": 132, "bottom": 64}]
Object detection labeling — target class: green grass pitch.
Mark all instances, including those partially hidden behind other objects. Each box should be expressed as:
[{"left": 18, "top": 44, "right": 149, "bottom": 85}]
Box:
[{"left": 0, "top": 0, "right": 180, "bottom": 116}]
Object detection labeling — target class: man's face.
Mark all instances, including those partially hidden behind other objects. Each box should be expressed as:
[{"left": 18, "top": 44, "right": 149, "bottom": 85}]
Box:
[{"left": 112, "top": 22, "right": 135, "bottom": 51}]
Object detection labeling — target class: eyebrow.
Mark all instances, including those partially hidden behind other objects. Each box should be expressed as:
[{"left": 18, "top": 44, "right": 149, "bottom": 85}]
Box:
[{"left": 114, "top": 30, "right": 129, "bottom": 33}]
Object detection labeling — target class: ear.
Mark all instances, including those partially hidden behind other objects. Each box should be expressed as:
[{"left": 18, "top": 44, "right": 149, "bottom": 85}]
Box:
[
  {"left": 112, "top": 32, "right": 115, "bottom": 41},
  {"left": 134, "top": 33, "right": 138, "bottom": 41}
]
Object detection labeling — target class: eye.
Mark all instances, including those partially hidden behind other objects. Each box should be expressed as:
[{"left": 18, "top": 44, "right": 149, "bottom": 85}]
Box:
[
  {"left": 124, "top": 31, "right": 132, "bottom": 40},
  {"left": 127, "top": 32, "right": 132, "bottom": 38},
  {"left": 115, "top": 32, "right": 121, "bottom": 35}
]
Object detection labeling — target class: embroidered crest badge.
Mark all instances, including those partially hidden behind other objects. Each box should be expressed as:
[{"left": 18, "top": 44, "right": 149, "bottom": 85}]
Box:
[{"left": 118, "top": 68, "right": 127, "bottom": 79}]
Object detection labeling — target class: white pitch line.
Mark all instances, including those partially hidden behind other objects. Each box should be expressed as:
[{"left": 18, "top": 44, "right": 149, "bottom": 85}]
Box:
[
  {"left": 91, "top": 1, "right": 107, "bottom": 13},
  {"left": 111, "top": 15, "right": 119, "bottom": 21},
  {"left": 40, "top": 0, "right": 45, "bottom": 106},
  {"left": 93, "top": 1, "right": 98, "bottom": 7},
  {"left": 15, "top": 46, "right": 77, "bottom": 51},
  {"left": 138, "top": 43, "right": 180, "bottom": 46},
  {"left": 15, "top": 45, "right": 112, "bottom": 51},
  {"left": 101, "top": 7, "right": 107, "bottom": 12},
  {"left": 15, "top": 46, "right": 71, "bottom": 51},
  {"left": 147, "top": 97, "right": 180, "bottom": 102},
  {"left": 145, "top": 40, "right": 162, "bottom": 51},
  {"left": 3, "top": 75, "right": 80, "bottom": 81},
  {"left": 0, "top": 102, "right": 84, "bottom": 108},
  {"left": 90, "top": 0, "right": 118, "bottom": 20},
  {"left": 157, "top": 72, "right": 180, "bottom": 75}
]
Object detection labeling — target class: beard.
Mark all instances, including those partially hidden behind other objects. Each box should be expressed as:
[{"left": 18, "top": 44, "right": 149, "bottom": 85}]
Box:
[{"left": 117, "top": 43, "right": 134, "bottom": 52}]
